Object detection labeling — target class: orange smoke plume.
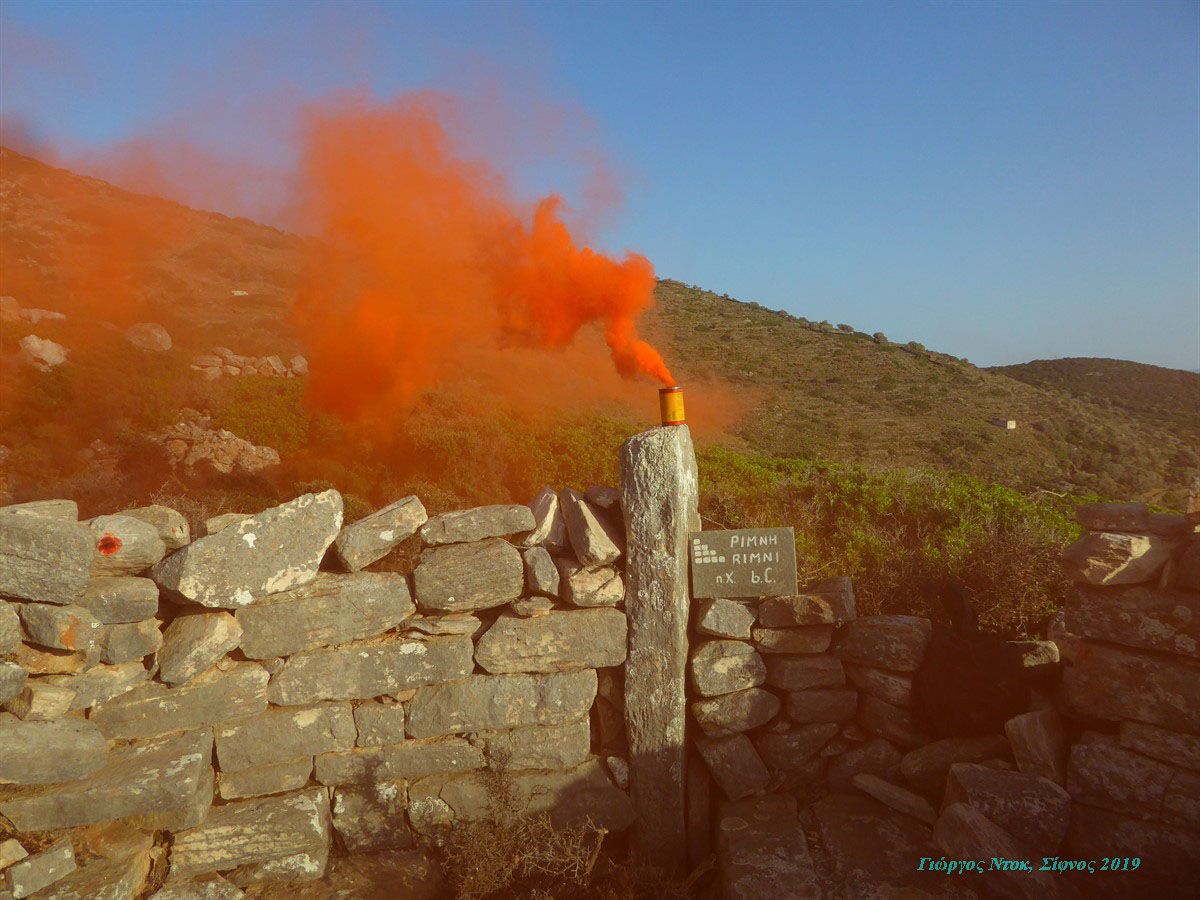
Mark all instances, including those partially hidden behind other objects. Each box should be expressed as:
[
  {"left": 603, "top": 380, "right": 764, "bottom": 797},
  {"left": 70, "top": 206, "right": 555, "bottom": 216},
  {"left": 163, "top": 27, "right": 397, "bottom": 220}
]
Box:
[{"left": 292, "top": 93, "right": 673, "bottom": 423}]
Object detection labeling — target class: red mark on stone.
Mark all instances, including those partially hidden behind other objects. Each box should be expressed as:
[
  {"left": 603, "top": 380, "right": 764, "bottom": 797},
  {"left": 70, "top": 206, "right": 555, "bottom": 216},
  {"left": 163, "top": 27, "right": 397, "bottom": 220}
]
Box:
[{"left": 98, "top": 534, "right": 122, "bottom": 555}]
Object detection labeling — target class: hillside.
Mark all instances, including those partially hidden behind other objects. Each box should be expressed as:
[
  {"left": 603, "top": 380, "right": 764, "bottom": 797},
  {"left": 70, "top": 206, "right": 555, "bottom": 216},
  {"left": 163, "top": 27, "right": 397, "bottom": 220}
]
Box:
[{"left": 1, "top": 146, "right": 1195, "bottom": 511}]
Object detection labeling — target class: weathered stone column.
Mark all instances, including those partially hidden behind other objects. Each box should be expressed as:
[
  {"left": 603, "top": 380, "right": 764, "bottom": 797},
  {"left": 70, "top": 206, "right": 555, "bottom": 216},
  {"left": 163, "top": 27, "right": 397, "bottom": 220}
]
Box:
[{"left": 619, "top": 424, "right": 700, "bottom": 871}]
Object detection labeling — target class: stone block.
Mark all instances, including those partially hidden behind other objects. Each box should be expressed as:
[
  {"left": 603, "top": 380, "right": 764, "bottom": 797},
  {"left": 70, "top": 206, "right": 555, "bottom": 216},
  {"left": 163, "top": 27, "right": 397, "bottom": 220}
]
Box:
[
  {"left": 333, "top": 496, "right": 427, "bottom": 571},
  {"left": 519, "top": 486, "right": 568, "bottom": 553},
  {"left": 75, "top": 576, "right": 159, "bottom": 624},
  {"left": 1061, "top": 531, "right": 1175, "bottom": 586},
  {"left": 0, "top": 600, "right": 20, "bottom": 654},
  {"left": 1004, "top": 707, "right": 1068, "bottom": 785},
  {"left": 353, "top": 700, "right": 406, "bottom": 747},
  {"left": 331, "top": 781, "right": 413, "bottom": 852},
  {"left": 944, "top": 762, "right": 1071, "bottom": 852},
  {"left": 0, "top": 717, "right": 108, "bottom": 785},
  {"left": 117, "top": 504, "right": 190, "bottom": 551},
  {"left": 716, "top": 794, "right": 816, "bottom": 900},
  {"left": 42, "top": 660, "right": 148, "bottom": 710},
  {"left": 86, "top": 514, "right": 167, "bottom": 576},
  {"left": 850, "top": 773, "right": 936, "bottom": 824},
  {"left": 99, "top": 618, "right": 162, "bottom": 664},
  {"left": 2, "top": 838, "right": 75, "bottom": 899},
  {"left": 753, "top": 722, "right": 839, "bottom": 771},
  {"left": 0, "top": 499, "right": 77, "bottom": 520},
  {"left": 315, "top": 737, "right": 484, "bottom": 784},
  {"left": 899, "top": 734, "right": 1011, "bottom": 798},
  {"left": 692, "top": 687, "right": 781, "bottom": 735},
  {"left": 419, "top": 504, "right": 534, "bottom": 546},
  {"left": 1064, "top": 584, "right": 1200, "bottom": 659},
  {"left": 3, "top": 680, "right": 74, "bottom": 719},
  {"left": 407, "top": 669, "right": 597, "bottom": 738},
  {"left": 695, "top": 596, "right": 755, "bottom": 639},
  {"left": 826, "top": 737, "right": 902, "bottom": 792},
  {"left": 474, "top": 608, "right": 627, "bottom": 674},
  {"left": 842, "top": 662, "right": 912, "bottom": 707},
  {"left": 1063, "top": 640, "right": 1200, "bottom": 732},
  {"left": 933, "top": 803, "right": 1060, "bottom": 900},
  {"left": 1067, "top": 732, "right": 1196, "bottom": 829},
  {"left": 16, "top": 603, "right": 103, "bottom": 652},
  {"left": 555, "top": 558, "right": 624, "bottom": 607},
  {"left": 158, "top": 611, "right": 241, "bottom": 683},
  {"left": 0, "top": 661, "right": 26, "bottom": 704},
  {"left": 266, "top": 634, "right": 473, "bottom": 705},
  {"left": 757, "top": 594, "right": 835, "bottom": 627},
  {"left": 831, "top": 615, "right": 931, "bottom": 671},
  {"left": 411, "top": 538, "right": 524, "bottom": 613},
  {"left": 472, "top": 718, "right": 591, "bottom": 770},
  {"left": 857, "top": 693, "right": 927, "bottom": 748},
  {"left": 786, "top": 687, "right": 858, "bottom": 724},
  {"left": 0, "top": 514, "right": 93, "bottom": 603},
  {"left": 521, "top": 546, "right": 559, "bottom": 596},
  {"left": 696, "top": 733, "right": 770, "bottom": 801},
  {"left": 765, "top": 653, "right": 844, "bottom": 691},
  {"left": 217, "top": 756, "right": 313, "bottom": 800},
  {"left": 559, "top": 488, "right": 624, "bottom": 566},
  {"left": 1119, "top": 720, "right": 1200, "bottom": 771},
  {"left": 215, "top": 702, "right": 356, "bottom": 772},
  {"left": 751, "top": 625, "right": 832, "bottom": 654},
  {"left": 690, "top": 639, "right": 765, "bottom": 697}
]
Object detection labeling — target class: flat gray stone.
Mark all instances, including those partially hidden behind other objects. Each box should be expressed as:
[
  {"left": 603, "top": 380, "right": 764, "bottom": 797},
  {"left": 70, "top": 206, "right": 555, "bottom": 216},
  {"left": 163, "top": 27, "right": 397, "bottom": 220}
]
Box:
[
  {"left": 1064, "top": 583, "right": 1200, "bottom": 658},
  {"left": 0, "top": 661, "right": 26, "bottom": 704},
  {"left": 1061, "top": 531, "right": 1175, "bottom": 586},
  {"left": 753, "top": 723, "right": 839, "bottom": 770},
  {"left": 217, "top": 757, "right": 313, "bottom": 800},
  {"left": 555, "top": 558, "right": 624, "bottom": 607},
  {"left": 353, "top": 700, "right": 405, "bottom": 747},
  {"left": 398, "top": 613, "right": 480, "bottom": 637},
  {"left": 0, "top": 717, "right": 108, "bottom": 785},
  {"left": 169, "top": 788, "right": 331, "bottom": 882},
  {"left": 933, "top": 803, "right": 1060, "bottom": 900},
  {"left": 690, "top": 639, "right": 765, "bottom": 697},
  {"left": 99, "top": 618, "right": 162, "bottom": 664},
  {"left": 519, "top": 486, "right": 568, "bottom": 553},
  {"left": 130, "top": 764, "right": 214, "bottom": 833},
  {"left": 315, "top": 737, "right": 484, "bottom": 784},
  {"left": 842, "top": 662, "right": 912, "bottom": 707},
  {"left": 419, "top": 504, "right": 534, "bottom": 546},
  {"left": 757, "top": 594, "right": 835, "bottom": 627},
  {"left": 831, "top": 615, "right": 931, "bottom": 671},
  {"left": 215, "top": 702, "right": 356, "bottom": 772},
  {"left": 27, "top": 846, "right": 150, "bottom": 900},
  {"left": 117, "top": 505, "right": 191, "bottom": 551},
  {"left": 151, "top": 491, "right": 343, "bottom": 608},
  {"left": 89, "top": 661, "right": 269, "bottom": 739},
  {"left": 472, "top": 718, "right": 591, "bottom": 770},
  {"left": 751, "top": 625, "right": 832, "bottom": 654},
  {"left": 900, "top": 734, "right": 1011, "bottom": 798},
  {"left": 1004, "top": 707, "right": 1068, "bottom": 785},
  {"left": 0, "top": 499, "right": 77, "bottom": 520},
  {"left": 945, "top": 762, "right": 1071, "bottom": 852},
  {"left": 158, "top": 611, "right": 242, "bottom": 684},
  {"left": 75, "top": 576, "right": 159, "bottom": 624},
  {"left": 406, "top": 669, "right": 597, "bottom": 738},
  {"left": 411, "top": 538, "right": 524, "bottom": 613},
  {"left": 87, "top": 515, "right": 167, "bottom": 576},
  {"left": 510, "top": 596, "right": 553, "bottom": 617},
  {"left": 16, "top": 603, "right": 103, "bottom": 652},
  {"left": 521, "top": 546, "right": 559, "bottom": 596},
  {"left": 1063, "top": 640, "right": 1200, "bottom": 732},
  {"left": 559, "top": 488, "right": 624, "bottom": 566},
  {"left": 475, "top": 608, "right": 627, "bottom": 674},
  {"left": 3, "top": 680, "right": 74, "bottom": 719},
  {"left": 716, "top": 794, "right": 817, "bottom": 900},
  {"left": 765, "top": 654, "right": 844, "bottom": 691},
  {"left": 692, "top": 687, "right": 781, "bottom": 735},
  {"left": 2, "top": 837, "right": 75, "bottom": 899},
  {"left": 1067, "top": 732, "right": 1196, "bottom": 829},
  {"left": 1, "top": 599, "right": 21, "bottom": 653},
  {"left": 619, "top": 425, "right": 698, "bottom": 870},
  {"left": 786, "top": 687, "right": 858, "bottom": 724},
  {"left": 0, "top": 727, "right": 212, "bottom": 831},
  {"left": 266, "top": 634, "right": 473, "bottom": 705},
  {"left": 235, "top": 572, "right": 412, "bottom": 660},
  {"left": 851, "top": 773, "right": 936, "bottom": 824},
  {"left": 407, "top": 757, "right": 633, "bottom": 834},
  {"left": 42, "top": 660, "right": 148, "bottom": 710},
  {"left": 696, "top": 733, "right": 770, "bottom": 801},
  {"left": 331, "top": 781, "right": 412, "bottom": 852},
  {"left": 827, "top": 737, "right": 902, "bottom": 791},
  {"left": 1119, "top": 720, "right": 1200, "bottom": 771},
  {"left": 695, "top": 596, "right": 755, "bottom": 639},
  {"left": 0, "top": 514, "right": 93, "bottom": 603},
  {"left": 333, "top": 496, "right": 427, "bottom": 571}
]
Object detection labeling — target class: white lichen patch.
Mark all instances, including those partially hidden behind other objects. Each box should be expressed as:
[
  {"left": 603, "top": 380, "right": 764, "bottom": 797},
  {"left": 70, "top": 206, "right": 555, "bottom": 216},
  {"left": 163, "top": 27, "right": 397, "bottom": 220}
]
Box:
[
  {"left": 242, "top": 532, "right": 257, "bottom": 548},
  {"left": 293, "top": 709, "right": 322, "bottom": 728}
]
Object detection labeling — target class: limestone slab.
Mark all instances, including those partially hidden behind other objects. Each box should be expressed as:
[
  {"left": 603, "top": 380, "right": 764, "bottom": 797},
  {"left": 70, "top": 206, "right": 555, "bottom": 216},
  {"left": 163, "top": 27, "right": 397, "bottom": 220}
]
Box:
[
  {"left": 217, "top": 756, "right": 313, "bottom": 800},
  {"left": 0, "top": 514, "right": 93, "bottom": 603},
  {"left": 474, "top": 608, "right": 626, "bottom": 674},
  {"left": 411, "top": 538, "right": 524, "bottom": 613},
  {"left": 765, "top": 654, "right": 844, "bottom": 692},
  {"left": 689, "top": 639, "right": 765, "bottom": 697},
  {"left": 831, "top": 615, "right": 931, "bottom": 671},
  {"left": 75, "top": 576, "right": 159, "bottom": 624},
  {"left": 331, "top": 781, "right": 412, "bottom": 852},
  {"left": 419, "top": 504, "right": 533, "bottom": 546},
  {"left": 333, "top": 496, "right": 426, "bottom": 571},
  {"left": 0, "top": 716, "right": 108, "bottom": 785},
  {"left": 314, "top": 737, "right": 484, "bottom": 784},
  {"left": 158, "top": 611, "right": 242, "bottom": 684},
  {"left": 215, "top": 702, "right": 356, "bottom": 772}
]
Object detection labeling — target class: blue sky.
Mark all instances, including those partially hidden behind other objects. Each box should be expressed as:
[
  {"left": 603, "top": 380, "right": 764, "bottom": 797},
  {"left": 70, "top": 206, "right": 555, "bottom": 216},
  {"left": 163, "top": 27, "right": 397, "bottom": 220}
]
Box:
[{"left": 2, "top": 0, "right": 1197, "bottom": 369}]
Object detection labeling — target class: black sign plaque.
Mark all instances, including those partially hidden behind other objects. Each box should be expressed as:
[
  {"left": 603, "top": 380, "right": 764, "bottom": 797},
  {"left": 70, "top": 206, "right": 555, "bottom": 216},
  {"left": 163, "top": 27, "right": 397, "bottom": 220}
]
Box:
[{"left": 689, "top": 527, "right": 798, "bottom": 599}]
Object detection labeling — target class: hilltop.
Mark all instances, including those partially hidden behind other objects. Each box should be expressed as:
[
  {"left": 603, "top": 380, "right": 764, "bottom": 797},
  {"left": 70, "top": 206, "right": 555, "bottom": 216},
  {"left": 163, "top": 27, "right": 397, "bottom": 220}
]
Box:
[{"left": 1, "top": 146, "right": 1195, "bottom": 512}]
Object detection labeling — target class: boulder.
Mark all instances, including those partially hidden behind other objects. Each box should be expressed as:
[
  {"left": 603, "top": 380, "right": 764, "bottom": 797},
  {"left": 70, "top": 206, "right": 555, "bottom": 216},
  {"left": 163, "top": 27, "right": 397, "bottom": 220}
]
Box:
[
  {"left": 1063, "top": 640, "right": 1200, "bottom": 732},
  {"left": 0, "top": 717, "right": 108, "bottom": 785},
  {"left": 786, "top": 688, "right": 858, "bottom": 724},
  {"left": 235, "top": 572, "right": 412, "bottom": 659},
  {"left": 124, "top": 322, "right": 172, "bottom": 352},
  {"left": 559, "top": 487, "right": 624, "bottom": 565},
  {"left": 826, "top": 737, "right": 902, "bottom": 792},
  {"left": 218, "top": 757, "right": 313, "bottom": 801},
  {"left": 696, "top": 733, "right": 771, "bottom": 800},
  {"left": 752, "top": 625, "right": 833, "bottom": 654},
  {"left": 555, "top": 557, "right": 624, "bottom": 607},
  {"left": 419, "top": 504, "right": 534, "bottom": 545},
  {"left": 945, "top": 762, "right": 1071, "bottom": 852},
  {"left": 519, "top": 486, "right": 568, "bottom": 552},
  {"left": 289, "top": 354, "right": 308, "bottom": 375},
  {"left": 753, "top": 723, "right": 839, "bottom": 771},
  {"left": 619, "top": 425, "right": 699, "bottom": 869},
  {"left": 406, "top": 669, "right": 597, "bottom": 738},
  {"left": 757, "top": 594, "right": 836, "bottom": 627},
  {"left": 16, "top": 602, "right": 103, "bottom": 652},
  {"left": 89, "top": 661, "right": 269, "bottom": 740},
  {"left": 1061, "top": 531, "right": 1175, "bottom": 586},
  {"left": 472, "top": 718, "right": 591, "bottom": 770},
  {"left": 690, "top": 639, "right": 766, "bottom": 697},
  {"left": 158, "top": 611, "right": 242, "bottom": 683},
  {"left": 331, "top": 782, "right": 412, "bottom": 852},
  {"left": 474, "top": 608, "right": 626, "bottom": 674},
  {"left": 1004, "top": 707, "right": 1068, "bottom": 784},
  {"left": 352, "top": 700, "right": 406, "bottom": 747},
  {"left": 933, "top": 804, "right": 1060, "bottom": 900},
  {"left": 332, "top": 496, "right": 427, "bottom": 571},
  {"left": 75, "top": 576, "right": 159, "bottom": 623},
  {"left": 692, "top": 687, "right": 781, "bottom": 735},
  {"left": 716, "top": 794, "right": 816, "bottom": 900},
  {"left": 411, "top": 538, "right": 524, "bottom": 613},
  {"left": 87, "top": 514, "right": 167, "bottom": 575},
  {"left": 1, "top": 837, "right": 75, "bottom": 899},
  {"left": 831, "top": 615, "right": 931, "bottom": 671},
  {"left": 266, "top": 634, "right": 473, "bottom": 705},
  {"left": 521, "top": 546, "right": 559, "bottom": 596},
  {"left": 0, "top": 727, "right": 212, "bottom": 831},
  {"left": 899, "top": 734, "right": 1011, "bottom": 798},
  {"left": 151, "top": 491, "right": 343, "bottom": 607},
  {"left": 765, "top": 653, "right": 844, "bottom": 691},
  {"left": 1064, "top": 583, "right": 1200, "bottom": 659},
  {"left": 315, "top": 737, "right": 484, "bottom": 784},
  {"left": 117, "top": 504, "right": 190, "bottom": 550},
  {"left": 99, "top": 618, "right": 163, "bottom": 664},
  {"left": 216, "top": 702, "right": 356, "bottom": 772},
  {"left": 18, "top": 334, "right": 67, "bottom": 370},
  {"left": 169, "top": 788, "right": 331, "bottom": 882},
  {"left": 0, "top": 513, "right": 93, "bottom": 603},
  {"left": 695, "top": 596, "right": 756, "bottom": 640}
]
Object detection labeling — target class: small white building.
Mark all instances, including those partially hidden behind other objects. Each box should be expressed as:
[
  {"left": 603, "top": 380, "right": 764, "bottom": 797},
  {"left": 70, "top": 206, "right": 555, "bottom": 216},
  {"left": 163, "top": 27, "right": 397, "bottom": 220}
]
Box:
[{"left": 990, "top": 418, "right": 1017, "bottom": 430}]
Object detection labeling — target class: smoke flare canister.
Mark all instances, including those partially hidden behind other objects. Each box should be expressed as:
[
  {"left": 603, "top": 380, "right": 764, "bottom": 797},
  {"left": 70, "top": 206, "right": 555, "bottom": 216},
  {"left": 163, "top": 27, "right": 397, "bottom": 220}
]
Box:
[{"left": 659, "top": 386, "right": 685, "bottom": 426}]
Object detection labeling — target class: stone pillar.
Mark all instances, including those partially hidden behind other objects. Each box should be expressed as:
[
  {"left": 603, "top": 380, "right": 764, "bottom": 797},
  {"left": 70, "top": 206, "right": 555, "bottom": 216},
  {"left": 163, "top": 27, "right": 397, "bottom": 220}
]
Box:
[{"left": 619, "top": 424, "right": 700, "bottom": 872}]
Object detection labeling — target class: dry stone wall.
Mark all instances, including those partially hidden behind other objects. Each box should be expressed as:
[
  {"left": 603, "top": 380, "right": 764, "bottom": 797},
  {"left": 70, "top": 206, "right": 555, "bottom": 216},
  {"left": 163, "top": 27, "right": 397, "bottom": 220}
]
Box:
[{"left": 0, "top": 485, "right": 633, "bottom": 898}]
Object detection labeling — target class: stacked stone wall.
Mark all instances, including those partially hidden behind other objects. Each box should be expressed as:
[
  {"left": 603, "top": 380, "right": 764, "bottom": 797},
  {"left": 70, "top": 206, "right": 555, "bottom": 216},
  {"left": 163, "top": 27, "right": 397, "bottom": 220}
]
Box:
[{"left": 0, "top": 485, "right": 632, "bottom": 897}]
